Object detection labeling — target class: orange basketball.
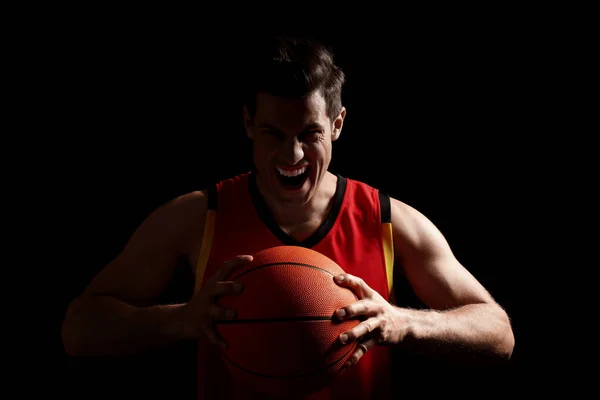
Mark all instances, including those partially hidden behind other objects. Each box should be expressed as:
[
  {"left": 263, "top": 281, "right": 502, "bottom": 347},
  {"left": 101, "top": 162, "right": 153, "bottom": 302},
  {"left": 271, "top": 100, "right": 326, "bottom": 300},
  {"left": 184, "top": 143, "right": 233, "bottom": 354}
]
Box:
[{"left": 215, "top": 245, "right": 359, "bottom": 397}]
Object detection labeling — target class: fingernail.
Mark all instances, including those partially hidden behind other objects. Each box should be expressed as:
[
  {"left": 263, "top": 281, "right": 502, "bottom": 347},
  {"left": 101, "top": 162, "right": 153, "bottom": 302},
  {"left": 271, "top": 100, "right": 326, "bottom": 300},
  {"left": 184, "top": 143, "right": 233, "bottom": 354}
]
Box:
[
  {"left": 336, "top": 309, "right": 346, "bottom": 318},
  {"left": 335, "top": 275, "right": 345, "bottom": 282},
  {"left": 233, "top": 283, "right": 244, "bottom": 293},
  {"left": 226, "top": 310, "right": 235, "bottom": 319},
  {"left": 339, "top": 334, "right": 348, "bottom": 344}
]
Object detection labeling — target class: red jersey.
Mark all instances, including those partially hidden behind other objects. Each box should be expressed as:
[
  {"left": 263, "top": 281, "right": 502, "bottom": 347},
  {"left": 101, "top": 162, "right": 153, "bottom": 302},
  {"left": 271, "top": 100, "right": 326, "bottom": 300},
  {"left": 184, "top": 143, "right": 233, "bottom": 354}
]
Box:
[{"left": 194, "top": 171, "right": 395, "bottom": 399}]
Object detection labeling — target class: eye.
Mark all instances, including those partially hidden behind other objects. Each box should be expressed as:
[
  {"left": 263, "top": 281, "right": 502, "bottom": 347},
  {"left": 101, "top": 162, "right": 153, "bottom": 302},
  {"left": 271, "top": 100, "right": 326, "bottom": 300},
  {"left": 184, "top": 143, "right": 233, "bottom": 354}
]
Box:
[
  {"left": 300, "top": 131, "right": 323, "bottom": 142},
  {"left": 262, "top": 130, "right": 285, "bottom": 140}
]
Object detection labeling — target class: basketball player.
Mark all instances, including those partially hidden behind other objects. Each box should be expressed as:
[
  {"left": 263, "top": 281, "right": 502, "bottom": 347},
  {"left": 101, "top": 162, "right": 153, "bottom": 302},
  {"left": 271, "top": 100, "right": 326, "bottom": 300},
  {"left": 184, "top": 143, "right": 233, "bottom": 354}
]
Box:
[{"left": 62, "top": 36, "right": 515, "bottom": 399}]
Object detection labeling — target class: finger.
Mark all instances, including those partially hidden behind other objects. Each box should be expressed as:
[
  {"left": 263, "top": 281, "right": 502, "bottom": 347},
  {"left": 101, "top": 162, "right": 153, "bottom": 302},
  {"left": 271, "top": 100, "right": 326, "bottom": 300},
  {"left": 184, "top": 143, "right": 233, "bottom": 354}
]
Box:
[
  {"left": 214, "top": 255, "right": 254, "bottom": 282},
  {"left": 334, "top": 274, "right": 373, "bottom": 298},
  {"left": 344, "top": 337, "right": 381, "bottom": 368},
  {"left": 202, "top": 323, "right": 227, "bottom": 349},
  {"left": 207, "top": 281, "right": 245, "bottom": 298},
  {"left": 207, "top": 304, "right": 237, "bottom": 320},
  {"left": 339, "top": 317, "right": 380, "bottom": 344},
  {"left": 335, "top": 299, "right": 376, "bottom": 320}
]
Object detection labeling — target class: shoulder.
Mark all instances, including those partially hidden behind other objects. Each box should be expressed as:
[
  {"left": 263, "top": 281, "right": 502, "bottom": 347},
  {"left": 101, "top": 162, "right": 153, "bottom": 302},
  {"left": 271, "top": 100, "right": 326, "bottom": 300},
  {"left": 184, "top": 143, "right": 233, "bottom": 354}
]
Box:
[
  {"left": 338, "top": 176, "right": 448, "bottom": 255},
  {"left": 338, "top": 175, "right": 444, "bottom": 254},
  {"left": 159, "top": 190, "right": 208, "bottom": 220},
  {"left": 214, "top": 171, "right": 252, "bottom": 191},
  {"left": 388, "top": 196, "right": 449, "bottom": 258},
  {"left": 134, "top": 190, "right": 209, "bottom": 256}
]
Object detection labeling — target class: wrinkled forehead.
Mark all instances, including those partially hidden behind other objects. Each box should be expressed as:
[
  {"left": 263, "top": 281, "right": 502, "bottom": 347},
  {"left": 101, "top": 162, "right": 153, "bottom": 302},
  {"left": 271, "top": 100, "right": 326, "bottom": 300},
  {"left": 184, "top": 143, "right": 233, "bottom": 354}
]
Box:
[{"left": 253, "top": 90, "right": 330, "bottom": 130}]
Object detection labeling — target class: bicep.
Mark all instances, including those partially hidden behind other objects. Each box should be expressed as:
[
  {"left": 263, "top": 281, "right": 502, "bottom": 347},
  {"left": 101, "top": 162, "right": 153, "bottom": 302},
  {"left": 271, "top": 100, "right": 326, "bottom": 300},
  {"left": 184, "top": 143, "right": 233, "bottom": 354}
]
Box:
[
  {"left": 391, "top": 198, "right": 494, "bottom": 310},
  {"left": 84, "top": 191, "right": 207, "bottom": 306}
]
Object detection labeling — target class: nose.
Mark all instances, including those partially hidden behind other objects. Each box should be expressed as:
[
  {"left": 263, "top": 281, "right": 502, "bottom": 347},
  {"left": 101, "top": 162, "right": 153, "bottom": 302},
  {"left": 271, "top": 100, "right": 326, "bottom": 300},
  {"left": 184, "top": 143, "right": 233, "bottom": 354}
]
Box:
[{"left": 281, "top": 136, "right": 304, "bottom": 164}]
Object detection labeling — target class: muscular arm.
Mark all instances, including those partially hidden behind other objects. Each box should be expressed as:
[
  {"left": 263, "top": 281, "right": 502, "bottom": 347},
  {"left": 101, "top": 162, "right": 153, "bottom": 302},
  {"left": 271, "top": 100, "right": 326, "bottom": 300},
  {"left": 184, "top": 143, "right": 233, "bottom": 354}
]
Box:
[
  {"left": 390, "top": 198, "right": 514, "bottom": 363},
  {"left": 61, "top": 191, "right": 207, "bottom": 356}
]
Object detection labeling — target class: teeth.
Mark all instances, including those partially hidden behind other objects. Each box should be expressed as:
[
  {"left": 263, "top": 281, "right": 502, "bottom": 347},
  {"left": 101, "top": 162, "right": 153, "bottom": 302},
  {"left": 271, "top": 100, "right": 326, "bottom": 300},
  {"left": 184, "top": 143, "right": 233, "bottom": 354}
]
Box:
[{"left": 277, "top": 166, "right": 307, "bottom": 177}]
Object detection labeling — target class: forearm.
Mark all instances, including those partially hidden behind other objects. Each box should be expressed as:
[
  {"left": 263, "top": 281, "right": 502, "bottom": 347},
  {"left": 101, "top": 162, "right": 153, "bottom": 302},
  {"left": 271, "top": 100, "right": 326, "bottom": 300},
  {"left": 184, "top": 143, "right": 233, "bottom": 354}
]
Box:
[
  {"left": 397, "top": 303, "right": 514, "bottom": 364},
  {"left": 62, "top": 294, "right": 190, "bottom": 356}
]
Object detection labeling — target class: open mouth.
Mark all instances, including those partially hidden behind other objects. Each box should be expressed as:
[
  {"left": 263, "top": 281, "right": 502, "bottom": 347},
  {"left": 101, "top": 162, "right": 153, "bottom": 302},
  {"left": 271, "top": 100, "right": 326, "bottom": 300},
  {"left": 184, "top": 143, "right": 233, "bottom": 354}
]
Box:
[{"left": 275, "top": 165, "right": 310, "bottom": 190}]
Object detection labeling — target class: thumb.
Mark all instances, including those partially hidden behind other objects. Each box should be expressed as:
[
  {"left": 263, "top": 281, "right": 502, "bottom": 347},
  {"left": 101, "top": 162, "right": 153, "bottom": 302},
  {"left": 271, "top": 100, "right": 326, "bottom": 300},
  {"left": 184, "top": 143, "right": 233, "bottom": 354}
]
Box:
[
  {"left": 334, "top": 273, "right": 372, "bottom": 298},
  {"left": 215, "top": 255, "right": 254, "bottom": 281}
]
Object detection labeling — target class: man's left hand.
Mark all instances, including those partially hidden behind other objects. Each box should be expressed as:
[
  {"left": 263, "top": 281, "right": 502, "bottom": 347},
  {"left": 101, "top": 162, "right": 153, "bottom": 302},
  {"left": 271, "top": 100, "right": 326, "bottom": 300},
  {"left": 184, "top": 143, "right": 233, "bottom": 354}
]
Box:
[{"left": 333, "top": 273, "right": 406, "bottom": 372}]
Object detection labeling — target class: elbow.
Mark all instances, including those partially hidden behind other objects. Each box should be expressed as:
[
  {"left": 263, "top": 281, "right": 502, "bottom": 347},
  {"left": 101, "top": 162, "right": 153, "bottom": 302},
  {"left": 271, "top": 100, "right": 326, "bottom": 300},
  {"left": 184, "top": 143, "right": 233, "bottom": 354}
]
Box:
[
  {"left": 62, "top": 335, "right": 83, "bottom": 357},
  {"left": 492, "top": 307, "right": 515, "bottom": 362},
  {"left": 500, "top": 319, "right": 515, "bottom": 361},
  {"left": 61, "top": 297, "right": 89, "bottom": 357},
  {"left": 62, "top": 327, "right": 85, "bottom": 357},
  {"left": 494, "top": 331, "right": 514, "bottom": 362}
]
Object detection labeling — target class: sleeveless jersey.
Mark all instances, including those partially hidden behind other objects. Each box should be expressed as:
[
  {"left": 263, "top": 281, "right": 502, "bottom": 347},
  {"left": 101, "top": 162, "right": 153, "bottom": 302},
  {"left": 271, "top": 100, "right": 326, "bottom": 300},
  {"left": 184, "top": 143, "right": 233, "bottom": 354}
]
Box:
[{"left": 193, "top": 171, "right": 395, "bottom": 399}]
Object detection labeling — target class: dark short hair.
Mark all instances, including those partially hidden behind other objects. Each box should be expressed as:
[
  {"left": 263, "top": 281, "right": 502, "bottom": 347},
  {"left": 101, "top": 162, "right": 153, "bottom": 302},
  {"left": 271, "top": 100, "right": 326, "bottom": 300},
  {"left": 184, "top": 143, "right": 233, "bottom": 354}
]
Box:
[{"left": 242, "top": 36, "right": 345, "bottom": 123}]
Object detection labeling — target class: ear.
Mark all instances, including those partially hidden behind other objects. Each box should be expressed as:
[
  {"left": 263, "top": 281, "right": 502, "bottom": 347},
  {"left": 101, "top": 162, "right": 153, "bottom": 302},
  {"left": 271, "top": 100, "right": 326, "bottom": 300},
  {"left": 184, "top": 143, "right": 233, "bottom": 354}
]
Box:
[
  {"left": 331, "top": 106, "right": 346, "bottom": 142},
  {"left": 243, "top": 105, "right": 254, "bottom": 140}
]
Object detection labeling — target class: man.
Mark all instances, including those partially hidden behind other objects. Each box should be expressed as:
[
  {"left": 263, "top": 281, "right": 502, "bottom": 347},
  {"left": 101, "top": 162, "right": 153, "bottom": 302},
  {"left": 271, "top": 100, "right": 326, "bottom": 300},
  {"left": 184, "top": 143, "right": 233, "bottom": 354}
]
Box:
[{"left": 62, "top": 36, "right": 514, "bottom": 399}]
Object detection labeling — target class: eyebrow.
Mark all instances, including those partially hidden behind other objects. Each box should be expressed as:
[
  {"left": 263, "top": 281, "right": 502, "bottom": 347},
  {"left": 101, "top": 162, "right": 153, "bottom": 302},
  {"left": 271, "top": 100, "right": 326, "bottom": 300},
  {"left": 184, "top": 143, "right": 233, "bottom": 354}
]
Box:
[
  {"left": 304, "top": 123, "right": 325, "bottom": 131},
  {"left": 258, "top": 123, "right": 325, "bottom": 131},
  {"left": 258, "top": 123, "right": 282, "bottom": 131}
]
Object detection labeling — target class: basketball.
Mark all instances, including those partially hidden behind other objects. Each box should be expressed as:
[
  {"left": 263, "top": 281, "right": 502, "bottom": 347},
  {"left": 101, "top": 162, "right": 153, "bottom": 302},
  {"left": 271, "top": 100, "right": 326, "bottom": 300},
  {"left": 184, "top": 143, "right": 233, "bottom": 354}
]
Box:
[{"left": 215, "top": 245, "right": 360, "bottom": 397}]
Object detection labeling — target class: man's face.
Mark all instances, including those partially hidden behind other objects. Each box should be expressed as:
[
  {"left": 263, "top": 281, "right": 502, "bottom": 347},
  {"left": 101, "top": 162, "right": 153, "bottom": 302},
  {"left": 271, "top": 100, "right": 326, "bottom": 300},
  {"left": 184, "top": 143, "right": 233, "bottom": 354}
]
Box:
[{"left": 245, "top": 90, "right": 345, "bottom": 207}]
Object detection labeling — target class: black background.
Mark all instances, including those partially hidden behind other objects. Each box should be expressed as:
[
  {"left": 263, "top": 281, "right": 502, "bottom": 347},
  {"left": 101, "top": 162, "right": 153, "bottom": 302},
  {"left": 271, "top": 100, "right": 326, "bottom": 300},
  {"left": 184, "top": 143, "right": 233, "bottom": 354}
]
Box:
[{"left": 41, "top": 8, "right": 578, "bottom": 399}]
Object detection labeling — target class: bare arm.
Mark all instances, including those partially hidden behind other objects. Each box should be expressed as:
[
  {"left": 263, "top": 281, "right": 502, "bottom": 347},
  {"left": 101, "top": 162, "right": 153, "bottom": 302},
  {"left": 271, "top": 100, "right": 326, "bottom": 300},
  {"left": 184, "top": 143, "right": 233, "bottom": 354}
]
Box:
[
  {"left": 61, "top": 191, "right": 207, "bottom": 356},
  {"left": 390, "top": 198, "right": 514, "bottom": 363}
]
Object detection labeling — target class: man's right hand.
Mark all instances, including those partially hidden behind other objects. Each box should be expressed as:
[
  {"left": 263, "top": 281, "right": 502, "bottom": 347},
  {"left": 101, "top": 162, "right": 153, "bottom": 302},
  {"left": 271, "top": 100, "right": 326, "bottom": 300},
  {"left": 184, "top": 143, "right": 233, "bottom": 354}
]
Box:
[{"left": 182, "top": 255, "right": 253, "bottom": 348}]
